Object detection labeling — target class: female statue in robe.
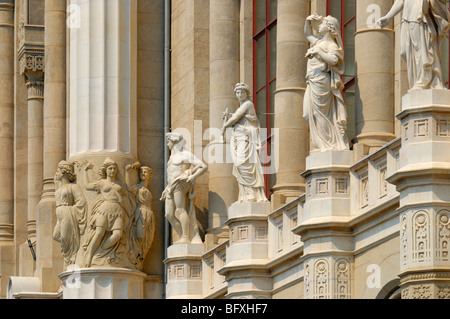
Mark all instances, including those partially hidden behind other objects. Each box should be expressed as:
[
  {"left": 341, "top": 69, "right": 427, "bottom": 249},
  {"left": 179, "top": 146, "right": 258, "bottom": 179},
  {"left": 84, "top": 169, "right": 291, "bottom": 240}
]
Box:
[
  {"left": 125, "top": 162, "right": 155, "bottom": 268},
  {"left": 221, "top": 83, "right": 268, "bottom": 203},
  {"left": 53, "top": 161, "right": 87, "bottom": 267},
  {"left": 82, "top": 158, "right": 129, "bottom": 267},
  {"left": 303, "top": 14, "right": 349, "bottom": 153},
  {"left": 377, "top": 0, "right": 450, "bottom": 90}
]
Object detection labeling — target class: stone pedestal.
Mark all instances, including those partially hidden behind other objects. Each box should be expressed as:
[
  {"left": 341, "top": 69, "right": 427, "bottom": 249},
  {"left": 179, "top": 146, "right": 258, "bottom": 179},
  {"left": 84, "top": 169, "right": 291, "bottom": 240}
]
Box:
[
  {"left": 218, "top": 202, "right": 272, "bottom": 299},
  {"left": 164, "top": 243, "right": 204, "bottom": 299},
  {"left": 59, "top": 267, "right": 146, "bottom": 299},
  {"left": 388, "top": 89, "right": 450, "bottom": 299},
  {"left": 295, "top": 150, "right": 354, "bottom": 299}
]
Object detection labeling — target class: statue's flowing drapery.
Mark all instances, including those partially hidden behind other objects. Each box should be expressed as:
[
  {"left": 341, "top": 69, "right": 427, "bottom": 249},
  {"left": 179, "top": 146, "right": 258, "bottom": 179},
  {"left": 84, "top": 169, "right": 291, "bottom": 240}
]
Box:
[{"left": 303, "top": 38, "right": 349, "bottom": 152}]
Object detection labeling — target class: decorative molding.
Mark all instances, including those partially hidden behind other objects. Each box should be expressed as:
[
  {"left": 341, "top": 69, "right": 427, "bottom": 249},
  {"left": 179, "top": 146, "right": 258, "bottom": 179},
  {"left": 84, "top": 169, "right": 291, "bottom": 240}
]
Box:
[
  {"left": 26, "top": 80, "right": 44, "bottom": 99},
  {"left": 335, "top": 259, "right": 351, "bottom": 299},
  {"left": 19, "top": 51, "right": 45, "bottom": 75}
]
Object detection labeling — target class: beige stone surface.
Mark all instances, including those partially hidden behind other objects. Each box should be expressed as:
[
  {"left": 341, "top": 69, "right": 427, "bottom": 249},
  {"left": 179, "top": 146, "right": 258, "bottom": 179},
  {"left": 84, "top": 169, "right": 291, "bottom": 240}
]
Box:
[
  {"left": 354, "top": 0, "right": 396, "bottom": 155},
  {"left": 272, "top": 0, "right": 309, "bottom": 208},
  {"left": 4, "top": 0, "right": 450, "bottom": 301}
]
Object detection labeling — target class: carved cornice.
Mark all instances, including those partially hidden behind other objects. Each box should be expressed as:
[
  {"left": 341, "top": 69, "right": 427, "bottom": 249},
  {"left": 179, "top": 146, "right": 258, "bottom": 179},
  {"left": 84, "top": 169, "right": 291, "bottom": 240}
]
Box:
[
  {"left": 19, "top": 49, "right": 45, "bottom": 75},
  {"left": 18, "top": 14, "right": 45, "bottom": 76}
]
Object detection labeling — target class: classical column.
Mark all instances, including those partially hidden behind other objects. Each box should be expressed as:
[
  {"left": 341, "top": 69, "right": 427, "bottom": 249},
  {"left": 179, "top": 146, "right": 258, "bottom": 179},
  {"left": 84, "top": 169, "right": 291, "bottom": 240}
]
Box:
[
  {"left": 0, "top": 0, "right": 15, "bottom": 299},
  {"left": 25, "top": 71, "right": 44, "bottom": 241},
  {"left": 207, "top": 0, "right": 239, "bottom": 246},
  {"left": 57, "top": 0, "right": 150, "bottom": 299},
  {"left": 69, "top": 0, "right": 137, "bottom": 160},
  {"left": 0, "top": 0, "right": 15, "bottom": 245},
  {"left": 354, "top": 0, "right": 396, "bottom": 157},
  {"left": 35, "top": 0, "right": 67, "bottom": 293},
  {"left": 271, "top": 0, "right": 309, "bottom": 209}
]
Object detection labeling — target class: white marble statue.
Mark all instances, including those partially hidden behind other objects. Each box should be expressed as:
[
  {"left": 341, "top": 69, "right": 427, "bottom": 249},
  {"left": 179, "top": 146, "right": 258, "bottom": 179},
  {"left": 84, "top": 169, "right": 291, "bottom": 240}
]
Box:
[
  {"left": 125, "top": 162, "right": 155, "bottom": 267},
  {"left": 303, "top": 14, "right": 349, "bottom": 153},
  {"left": 160, "top": 132, "right": 207, "bottom": 244},
  {"left": 53, "top": 161, "right": 87, "bottom": 267},
  {"left": 377, "top": 0, "right": 450, "bottom": 90},
  {"left": 220, "top": 83, "right": 268, "bottom": 203},
  {"left": 81, "top": 157, "right": 130, "bottom": 267}
]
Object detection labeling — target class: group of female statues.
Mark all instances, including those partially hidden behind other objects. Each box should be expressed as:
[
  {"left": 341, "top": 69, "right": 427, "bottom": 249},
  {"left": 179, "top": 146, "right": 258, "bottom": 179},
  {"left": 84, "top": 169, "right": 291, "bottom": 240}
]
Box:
[
  {"left": 53, "top": 1, "right": 450, "bottom": 268},
  {"left": 53, "top": 158, "right": 155, "bottom": 270},
  {"left": 303, "top": 0, "right": 449, "bottom": 152}
]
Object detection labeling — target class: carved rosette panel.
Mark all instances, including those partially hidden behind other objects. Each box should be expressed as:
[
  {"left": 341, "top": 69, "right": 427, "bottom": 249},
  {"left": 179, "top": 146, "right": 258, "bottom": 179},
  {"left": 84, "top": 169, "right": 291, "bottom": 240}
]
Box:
[
  {"left": 437, "top": 209, "right": 450, "bottom": 262},
  {"left": 335, "top": 259, "right": 351, "bottom": 299},
  {"left": 412, "top": 210, "right": 431, "bottom": 265},
  {"left": 304, "top": 257, "right": 352, "bottom": 299},
  {"left": 314, "top": 259, "right": 329, "bottom": 299}
]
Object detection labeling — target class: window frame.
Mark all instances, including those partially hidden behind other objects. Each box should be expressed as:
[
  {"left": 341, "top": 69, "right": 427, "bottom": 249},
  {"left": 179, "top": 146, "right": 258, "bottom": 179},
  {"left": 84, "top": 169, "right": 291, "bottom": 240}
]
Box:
[{"left": 253, "top": 0, "right": 277, "bottom": 199}]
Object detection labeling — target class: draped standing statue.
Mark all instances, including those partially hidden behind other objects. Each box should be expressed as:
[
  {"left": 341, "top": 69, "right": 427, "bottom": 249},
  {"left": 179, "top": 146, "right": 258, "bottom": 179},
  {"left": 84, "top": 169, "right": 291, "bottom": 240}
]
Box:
[
  {"left": 82, "top": 158, "right": 130, "bottom": 267},
  {"left": 161, "top": 133, "right": 207, "bottom": 244},
  {"left": 221, "top": 83, "right": 268, "bottom": 203},
  {"left": 303, "top": 14, "right": 349, "bottom": 153},
  {"left": 377, "top": 0, "right": 450, "bottom": 90},
  {"left": 53, "top": 161, "right": 87, "bottom": 267},
  {"left": 126, "top": 162, "right": 155, "bottom": 267}
]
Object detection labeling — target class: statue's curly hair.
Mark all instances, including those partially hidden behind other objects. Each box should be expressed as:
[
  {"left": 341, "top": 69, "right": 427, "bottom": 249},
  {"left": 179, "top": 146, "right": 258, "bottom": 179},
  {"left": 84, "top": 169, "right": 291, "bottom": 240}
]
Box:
[
  {"left": 99, "top": 157, "right": 118, "bottom": 178},
  {"left": 58, "top": 161, "right": 76, "bottom": 182},
  {"left": 234, "top": 83, "right": 251, "bottom": 95}
]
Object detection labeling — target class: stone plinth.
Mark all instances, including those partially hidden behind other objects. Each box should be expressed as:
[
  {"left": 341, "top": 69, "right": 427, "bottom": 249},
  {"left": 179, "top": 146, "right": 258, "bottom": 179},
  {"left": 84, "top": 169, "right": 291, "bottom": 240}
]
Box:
[
  {"left": 219, "top": 201, "right": 272, "bottom": 299},
  {"left": 7, "top": 277, "right": 40, "bottom": 299},
  {"left": 301, "top": 151, "right": 353, "bottom": 221},
  {"left": 59, "top": 267, "right": 146, "bottom": 299},
  {"left": 388, "top": 89, "right": 450, "bottom": 299},
  {"left": 164, "top": 243, "right": 204, "bottom": 299},
  {"left": 296, "top": 150, "right": 354, "bottom": 299}
]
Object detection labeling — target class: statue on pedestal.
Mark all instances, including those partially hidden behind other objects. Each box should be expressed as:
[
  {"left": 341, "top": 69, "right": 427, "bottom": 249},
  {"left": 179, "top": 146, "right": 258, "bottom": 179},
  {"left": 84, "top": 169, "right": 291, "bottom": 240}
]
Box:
[
  {"left": 53, "top": 161, "right": 87, "bottom": 267},
  {"left": 221, "top": 83, "right": 268, "bottom": 203},
  {"left": 161, "top": 133, "right": 207, "bottom": 244},
  {"left": 303, "top": 14, "right": 349, "bottom": 153},
  {"left": 377, "top": 0, "right": 450, "bottom": 90}
]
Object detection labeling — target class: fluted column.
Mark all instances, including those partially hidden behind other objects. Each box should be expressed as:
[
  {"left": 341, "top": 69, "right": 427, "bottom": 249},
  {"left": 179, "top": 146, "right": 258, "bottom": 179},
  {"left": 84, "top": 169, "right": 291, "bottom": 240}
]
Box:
[
  {"left": 207, "top": 0, "right": 239, "bottom": 245},
  {"left": 69, "top": 0, "right": 137, "bottom": 159},
  {"left": 0, "top": 0, "right": 15, "bottom": 245},
  {"left": 354, "top": 0, "right": 396, "bottom": 157},
  {"left": 271, "top": 0, "right": 309, "bottom": 209},
  {"left": 35, "top": 0, "right": 67, "bottom": 293}
]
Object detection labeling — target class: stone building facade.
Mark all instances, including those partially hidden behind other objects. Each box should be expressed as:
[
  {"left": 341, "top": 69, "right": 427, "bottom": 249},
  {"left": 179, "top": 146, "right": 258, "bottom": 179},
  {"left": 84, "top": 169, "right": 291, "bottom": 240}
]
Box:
[{"left": 2, "top": 0, "right": 450, "bottom": 299}]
